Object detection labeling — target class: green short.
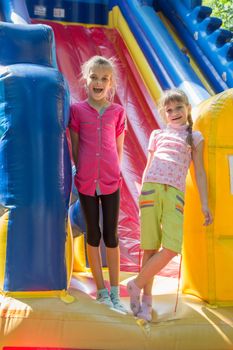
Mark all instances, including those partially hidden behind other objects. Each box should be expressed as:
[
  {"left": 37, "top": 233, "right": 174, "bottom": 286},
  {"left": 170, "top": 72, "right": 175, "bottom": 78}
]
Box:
[{"left": 139, "top": 182, "right": 185, "bottom": 254}]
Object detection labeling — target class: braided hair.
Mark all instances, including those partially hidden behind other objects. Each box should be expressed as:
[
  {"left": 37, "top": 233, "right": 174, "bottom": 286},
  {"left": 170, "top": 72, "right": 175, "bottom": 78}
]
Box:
[{"left": 158, "top": 88, "right": 194, "bottom": 149}]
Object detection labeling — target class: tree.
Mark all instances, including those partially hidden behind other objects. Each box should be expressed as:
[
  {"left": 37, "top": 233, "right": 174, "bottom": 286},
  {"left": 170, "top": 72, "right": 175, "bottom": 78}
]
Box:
[{"left": 202, "top": 0, "right": 233, "bottom": 32}]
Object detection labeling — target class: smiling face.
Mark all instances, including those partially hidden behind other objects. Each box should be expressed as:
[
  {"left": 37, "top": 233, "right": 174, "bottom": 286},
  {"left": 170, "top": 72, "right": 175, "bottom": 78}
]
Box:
[
  {"left": 163, "top": 99, "right": 191, "bottom": 126},
  {"left": 86, "top": 65, "right": 113, "bottom": 106}
]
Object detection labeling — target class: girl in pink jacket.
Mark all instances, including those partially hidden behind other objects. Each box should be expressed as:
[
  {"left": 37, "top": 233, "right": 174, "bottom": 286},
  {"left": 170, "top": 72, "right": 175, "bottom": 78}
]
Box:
[{"left": 69, "top": 56, "right": 126, "bottom": 312}]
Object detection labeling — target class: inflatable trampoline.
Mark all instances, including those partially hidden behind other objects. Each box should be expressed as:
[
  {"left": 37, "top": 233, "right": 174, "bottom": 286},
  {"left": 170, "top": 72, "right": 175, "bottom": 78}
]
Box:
[{"left": 0, "top": 0, "right": 233, "bottom": 349}]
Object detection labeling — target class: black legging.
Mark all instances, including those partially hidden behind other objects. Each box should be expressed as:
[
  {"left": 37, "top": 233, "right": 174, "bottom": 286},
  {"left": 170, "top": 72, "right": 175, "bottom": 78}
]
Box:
[{"left": 78, "top": 189, "right": 120, "bottom": 248}]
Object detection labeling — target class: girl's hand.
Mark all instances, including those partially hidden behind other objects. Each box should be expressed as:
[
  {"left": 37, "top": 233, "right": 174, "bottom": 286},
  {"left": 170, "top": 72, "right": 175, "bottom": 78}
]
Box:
[{"left": 202, "top": 206, "right": 213, "bottom": 226}]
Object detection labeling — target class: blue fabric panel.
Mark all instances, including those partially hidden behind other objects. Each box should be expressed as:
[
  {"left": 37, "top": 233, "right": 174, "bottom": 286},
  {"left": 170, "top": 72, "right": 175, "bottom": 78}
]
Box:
[
  {"left": 0, "top": 64, "right": 71, "bottom": 291},
  {"left": 0, "top": 22, "right": 56, "bottom": 67},
  {"left": 181, "top": 0, "right": 201, "bottom": 9},
  {"left": 0, "top": 0, "right": 31, "bottom": 23}
]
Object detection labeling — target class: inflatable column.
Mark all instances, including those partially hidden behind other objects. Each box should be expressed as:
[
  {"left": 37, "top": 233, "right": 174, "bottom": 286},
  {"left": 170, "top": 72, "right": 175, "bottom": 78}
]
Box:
[
  {"left": 0, "top": 22, "right": 72, "bottom": 295},
  {"left": 182, "top": 89, "right": 233, "bottom": 306}
]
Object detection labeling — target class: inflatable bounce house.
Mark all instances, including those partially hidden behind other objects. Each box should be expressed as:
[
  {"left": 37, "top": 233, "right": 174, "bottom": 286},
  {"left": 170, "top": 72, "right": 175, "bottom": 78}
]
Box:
[{"left": 0, "top": 0, "right": 233, "bottom": 348}]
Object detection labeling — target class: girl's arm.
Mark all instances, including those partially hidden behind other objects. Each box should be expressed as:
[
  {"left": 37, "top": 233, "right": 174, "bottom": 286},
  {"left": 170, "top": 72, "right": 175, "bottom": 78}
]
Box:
[
  {"left": 192, "top": 141, "right": 213, "bottom": 226},
  {"left": 116, "top": 132, "right": 125, "bottom": 164},
  {"left": 141, "top": 151, "right": 154, "bottom": 184},
  {"left": 69, "top": 129, "right": 79, "bottom": 171}
]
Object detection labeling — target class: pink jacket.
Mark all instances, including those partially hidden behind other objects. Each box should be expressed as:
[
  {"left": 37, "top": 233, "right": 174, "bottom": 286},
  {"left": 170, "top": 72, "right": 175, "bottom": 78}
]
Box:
[{"left": 69, "top": 100, "right": 126, "bottom": 196}]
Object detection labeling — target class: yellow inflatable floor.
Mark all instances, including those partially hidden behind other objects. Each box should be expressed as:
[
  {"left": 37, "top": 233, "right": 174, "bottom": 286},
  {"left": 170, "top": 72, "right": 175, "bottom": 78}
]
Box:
[{"left": 1, "top": 271, "right": 233, "bottom": 350}]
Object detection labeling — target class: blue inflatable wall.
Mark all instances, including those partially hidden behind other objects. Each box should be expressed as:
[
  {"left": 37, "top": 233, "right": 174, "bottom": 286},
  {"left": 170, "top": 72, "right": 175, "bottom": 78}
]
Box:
[{"left": 0, "top": 21, "right": 71, "bottom": 292}]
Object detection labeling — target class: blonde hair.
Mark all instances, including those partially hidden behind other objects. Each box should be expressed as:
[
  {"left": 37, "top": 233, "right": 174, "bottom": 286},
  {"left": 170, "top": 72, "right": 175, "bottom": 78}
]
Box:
[
  {"left": 81, "top": 55, "right": 117, "bottom": 101},
  {"left": 159, "top": 88, "right": 193, "bottom": 148}
]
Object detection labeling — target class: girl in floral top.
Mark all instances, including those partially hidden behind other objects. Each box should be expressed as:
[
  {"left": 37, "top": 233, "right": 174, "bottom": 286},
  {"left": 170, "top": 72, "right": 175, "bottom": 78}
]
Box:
[{"left": 127, "top": 88, "right": 213, "bottom": 321}]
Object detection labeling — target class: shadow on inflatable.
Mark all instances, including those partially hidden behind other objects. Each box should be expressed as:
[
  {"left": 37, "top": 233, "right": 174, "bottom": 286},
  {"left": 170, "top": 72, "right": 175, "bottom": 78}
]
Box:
[{"left": 1, "top": 1, "right": 233, "bottom": 350}]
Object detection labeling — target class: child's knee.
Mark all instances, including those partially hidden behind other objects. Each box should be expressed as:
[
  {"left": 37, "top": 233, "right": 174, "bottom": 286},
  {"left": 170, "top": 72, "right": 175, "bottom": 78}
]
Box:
[
  {"left": 143, "top": 249, "right": 158, "bottom": 259},
  {"left": 163, "top": 247, "right": 178, "bottom": 258},
  {"left": 104, "top": 236, "right": 119, "bottom": 248}
]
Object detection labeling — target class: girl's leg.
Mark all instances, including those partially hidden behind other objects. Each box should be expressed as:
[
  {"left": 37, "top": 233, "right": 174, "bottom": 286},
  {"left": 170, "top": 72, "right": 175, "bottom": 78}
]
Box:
[
  {"left": 86, "top": 244, "right": 104, "bottom": 290},
  {"left": 106, "top": 244, "right": 127, "bottom": 313},
  {"left": 136, "top": 250, "right": 157, "bottom": 321},
  {"left": 101, "top": 189, "right": 120, "bottom": 287},
  {"left": 127, "top": 247, "right": 177, "bottom": 317},
  {"left": 127, "top": 250, "right": 156, "bottom": 317},
  {"left": 127, "top": 250, "right": 156, "bottom": 316},
  {"left": 78, "top": 192, "right": 113, "bottom": 306},
  {"left": 101, "top": 190, "right": 126, "bottom": 312},
  {"left": 106, "top": 245, "right": 120, "bottom": 287},
  {"left": 141, "top": 249, "right": 158, "bottom": 296},
  {"left": 135, "top": 247, "right": 177, "bottom": 289}
]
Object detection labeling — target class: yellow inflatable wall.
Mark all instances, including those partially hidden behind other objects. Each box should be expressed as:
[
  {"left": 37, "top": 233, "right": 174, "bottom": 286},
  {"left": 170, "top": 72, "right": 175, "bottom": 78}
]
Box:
[{"left": 182, "top": 88, "right": 233, "bottom": 306}]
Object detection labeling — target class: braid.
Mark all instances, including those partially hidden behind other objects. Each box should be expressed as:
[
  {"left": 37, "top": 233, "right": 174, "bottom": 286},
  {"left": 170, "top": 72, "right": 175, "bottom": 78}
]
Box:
[
  {"left": 186, "top": 113, "right": 193, "bottom": 149},
  {"left": 159, "top": 89, "right": 194, "bottom": 149}
]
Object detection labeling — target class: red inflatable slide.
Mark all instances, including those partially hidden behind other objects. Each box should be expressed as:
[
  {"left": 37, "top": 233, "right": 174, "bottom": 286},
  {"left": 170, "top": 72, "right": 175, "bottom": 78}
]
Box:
[{"left": 42, "top": 21, "right": 160, "bottom": 271}]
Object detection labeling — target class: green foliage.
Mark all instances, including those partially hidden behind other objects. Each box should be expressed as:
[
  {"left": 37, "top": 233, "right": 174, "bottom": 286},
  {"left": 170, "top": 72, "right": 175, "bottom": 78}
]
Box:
[{"left": 202, "top": 0, "right": 233, "bottom": 32}]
